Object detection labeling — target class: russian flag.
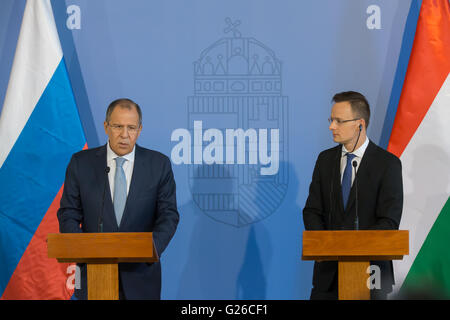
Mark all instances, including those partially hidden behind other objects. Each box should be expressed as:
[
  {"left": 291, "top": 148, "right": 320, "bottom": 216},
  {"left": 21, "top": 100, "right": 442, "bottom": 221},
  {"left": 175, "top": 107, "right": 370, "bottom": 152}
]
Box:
[
  {"left": 388, "top": 0, "right": 450, "bottom": 298},
  {"left": 0, "top": 0, "right": 86, "bottom": 299}
]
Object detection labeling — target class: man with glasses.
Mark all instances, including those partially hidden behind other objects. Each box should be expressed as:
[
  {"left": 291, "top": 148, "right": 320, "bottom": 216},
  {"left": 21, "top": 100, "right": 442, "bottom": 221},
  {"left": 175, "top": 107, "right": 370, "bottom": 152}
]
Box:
[
  {"left": 57, "top": 98, "right": 179, "bottom": 300},
  {"left": 303, "top": 91, "right": 403, "bottom": 300}
]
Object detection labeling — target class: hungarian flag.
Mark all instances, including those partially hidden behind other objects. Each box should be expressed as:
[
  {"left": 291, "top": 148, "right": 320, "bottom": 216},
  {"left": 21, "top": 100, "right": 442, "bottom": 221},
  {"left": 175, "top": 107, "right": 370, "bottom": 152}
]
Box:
[
  {"left": 0, "top": 0, "right": 86, "bottom": 299},
  {"left": 388, "top": 0, "right": 450, "bottom": 298}
]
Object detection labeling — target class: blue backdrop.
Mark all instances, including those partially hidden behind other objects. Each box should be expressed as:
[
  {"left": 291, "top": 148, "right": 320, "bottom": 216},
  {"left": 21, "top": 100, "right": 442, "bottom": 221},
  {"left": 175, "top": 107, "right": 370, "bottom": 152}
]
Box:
[{"left": 0, "top": 0, "right": 414, "bottom": 299}]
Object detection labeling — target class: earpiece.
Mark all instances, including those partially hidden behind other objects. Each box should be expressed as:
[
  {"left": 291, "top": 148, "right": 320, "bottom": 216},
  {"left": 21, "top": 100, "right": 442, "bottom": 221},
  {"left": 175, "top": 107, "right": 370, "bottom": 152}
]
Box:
[{"left": 359, "top": 124, "right": 362, "bottom": 131}]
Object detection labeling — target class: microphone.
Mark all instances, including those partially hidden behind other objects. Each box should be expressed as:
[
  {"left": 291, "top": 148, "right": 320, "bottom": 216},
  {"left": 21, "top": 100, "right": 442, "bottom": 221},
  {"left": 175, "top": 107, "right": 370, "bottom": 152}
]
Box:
[
  {"left": 98, "top": 166, "right": 110, "bottom": 232},
  {"left": 352, "top": 160, "right": 359, "bottom": 230}
]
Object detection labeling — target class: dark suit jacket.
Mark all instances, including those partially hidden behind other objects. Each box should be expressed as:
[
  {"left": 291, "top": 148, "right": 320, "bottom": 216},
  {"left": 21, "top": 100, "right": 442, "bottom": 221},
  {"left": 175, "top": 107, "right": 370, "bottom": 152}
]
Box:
[
  {"left": 57, "top": 144, "right": 179, "bottom": 300},
  {"left": 303, "top": 141, "right": 403, "bottom": 295}
]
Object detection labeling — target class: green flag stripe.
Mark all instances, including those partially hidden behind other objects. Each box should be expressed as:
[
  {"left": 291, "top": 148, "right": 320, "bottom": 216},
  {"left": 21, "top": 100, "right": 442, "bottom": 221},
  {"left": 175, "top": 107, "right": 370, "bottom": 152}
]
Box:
[{"left": 401, "top": 196, "right": 450, "bottom": 298}]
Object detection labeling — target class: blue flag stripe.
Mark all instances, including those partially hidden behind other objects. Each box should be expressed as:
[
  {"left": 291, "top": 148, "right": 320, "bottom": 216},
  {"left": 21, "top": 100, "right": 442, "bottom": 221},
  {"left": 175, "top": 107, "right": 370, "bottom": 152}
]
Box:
[{"left": 0, "top": 59, "right": 86, "bottom": 296}]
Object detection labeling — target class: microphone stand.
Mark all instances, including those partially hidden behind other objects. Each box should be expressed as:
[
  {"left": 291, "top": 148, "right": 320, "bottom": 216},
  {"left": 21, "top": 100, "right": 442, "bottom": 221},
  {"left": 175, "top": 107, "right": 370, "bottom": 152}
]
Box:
[
  {"left": 352, "top": 161, "right": 359, "bottom": 230},
  {"left": 98, "top": 166, "right": 110, "bottom": 232},
  {"left": 349, "top": 124, "right": 362, "bottom": 230}
]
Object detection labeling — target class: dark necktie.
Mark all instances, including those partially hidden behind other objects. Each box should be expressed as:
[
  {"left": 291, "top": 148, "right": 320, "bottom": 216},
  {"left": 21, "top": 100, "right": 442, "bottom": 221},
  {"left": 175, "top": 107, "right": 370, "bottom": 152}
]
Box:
[{"left": 342, "top": 153, "right": 356, "bottom": 209}]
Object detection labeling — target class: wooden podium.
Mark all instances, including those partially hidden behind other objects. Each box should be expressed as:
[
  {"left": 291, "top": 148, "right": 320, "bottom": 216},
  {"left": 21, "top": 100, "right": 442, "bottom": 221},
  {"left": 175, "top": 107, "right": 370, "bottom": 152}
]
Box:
[
  {"left": 302, "top": 230, "right": 408, "bottom": 300},
  {"left": 47, "top": 232, "right": 158, "bottom": 300}
]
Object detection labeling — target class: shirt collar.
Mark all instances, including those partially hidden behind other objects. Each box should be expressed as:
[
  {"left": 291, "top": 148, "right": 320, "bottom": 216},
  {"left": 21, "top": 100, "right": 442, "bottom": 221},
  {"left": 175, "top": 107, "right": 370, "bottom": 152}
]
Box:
[
  {"left": 341, "top": 136, "right": 369, "bottom": 158},
  {"left": 107, "top": 141, "right": 136, "bottom": 163}
]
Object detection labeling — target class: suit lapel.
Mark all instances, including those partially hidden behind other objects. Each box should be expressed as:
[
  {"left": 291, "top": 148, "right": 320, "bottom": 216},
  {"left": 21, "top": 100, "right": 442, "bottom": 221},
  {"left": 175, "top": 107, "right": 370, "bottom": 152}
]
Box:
[
  {"left": 333, "top": 146, "right": 346, "bottom": 218},
  {"left": 94, "top": 145, "right": 119, "bottom": 231}
]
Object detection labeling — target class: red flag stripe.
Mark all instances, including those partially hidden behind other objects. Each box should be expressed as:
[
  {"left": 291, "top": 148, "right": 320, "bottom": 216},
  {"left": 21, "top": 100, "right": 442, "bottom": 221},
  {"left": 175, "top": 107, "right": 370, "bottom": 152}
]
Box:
[
  {"left": 388, "top": 0, "right": 450, "bottom": 157},
  {"left": 1, "top": 186, "right": 73, "bottom": 300},
  {"left": 1, "top": 143, "right": 88, "bottom": 300}
]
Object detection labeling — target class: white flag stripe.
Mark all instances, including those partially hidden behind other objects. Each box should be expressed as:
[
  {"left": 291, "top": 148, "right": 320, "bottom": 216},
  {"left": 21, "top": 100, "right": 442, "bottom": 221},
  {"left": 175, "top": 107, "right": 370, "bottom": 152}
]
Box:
[
  {"left": 0, "top": 0, "right": 62, "bottom": 169},
  {"left": 392, "top": 72, "right": 450, "bottom": 293}
]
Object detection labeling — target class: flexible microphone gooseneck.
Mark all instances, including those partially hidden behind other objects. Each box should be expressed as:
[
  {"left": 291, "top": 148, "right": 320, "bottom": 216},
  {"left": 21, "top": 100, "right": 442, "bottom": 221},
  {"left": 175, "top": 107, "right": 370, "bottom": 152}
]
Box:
[
  {"left": 98, "top": 166, "right": 110, "bottom": 232},
  {"left": 352, "top": 160, "right": 359, "bottom": 230},
  {"left": 347, "top": 123, "right": 362, "bottom": 230}
]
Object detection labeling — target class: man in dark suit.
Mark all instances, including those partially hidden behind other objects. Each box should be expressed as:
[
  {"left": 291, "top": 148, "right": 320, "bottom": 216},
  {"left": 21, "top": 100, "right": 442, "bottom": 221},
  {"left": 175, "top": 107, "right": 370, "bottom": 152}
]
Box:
[
  {"left": 303, "top": 91, "right": 403, "bottom": 300},
  {"left": 57, "top": 98, "right": 179, "bottom": 300}
]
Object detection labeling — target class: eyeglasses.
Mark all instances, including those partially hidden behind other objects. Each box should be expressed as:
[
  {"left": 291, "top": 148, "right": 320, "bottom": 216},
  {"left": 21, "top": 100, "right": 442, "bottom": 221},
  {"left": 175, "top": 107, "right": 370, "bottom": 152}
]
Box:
[
  {"left": 107, "top": 123, "right": 140, "bottom": 134},
  {"left": 328, "top": 117, "right": 360, "bottom": 125}
]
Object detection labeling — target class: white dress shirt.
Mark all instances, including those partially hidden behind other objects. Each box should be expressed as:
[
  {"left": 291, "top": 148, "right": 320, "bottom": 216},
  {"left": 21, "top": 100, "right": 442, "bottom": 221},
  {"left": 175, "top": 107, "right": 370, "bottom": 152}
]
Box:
[
  {"left": 106, "top": 141, "right": 135, "bottom": 201},
  {"left": 340, "top": 136, "right": 369, "bottom": 185}
]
